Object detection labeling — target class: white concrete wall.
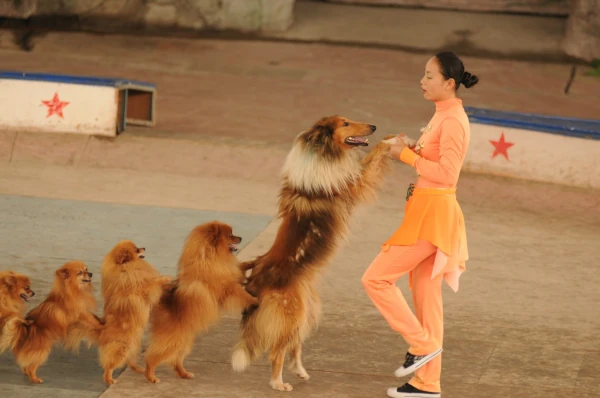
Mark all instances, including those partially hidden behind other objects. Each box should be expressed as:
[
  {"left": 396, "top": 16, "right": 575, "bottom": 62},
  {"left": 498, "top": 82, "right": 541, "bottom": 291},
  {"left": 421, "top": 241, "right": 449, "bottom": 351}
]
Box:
[
  {"left": 464, "top": 123, "right": 600, "bottom": 189},
  {"left": 0, "top": 79, "right": 118, "bottom": 137}
]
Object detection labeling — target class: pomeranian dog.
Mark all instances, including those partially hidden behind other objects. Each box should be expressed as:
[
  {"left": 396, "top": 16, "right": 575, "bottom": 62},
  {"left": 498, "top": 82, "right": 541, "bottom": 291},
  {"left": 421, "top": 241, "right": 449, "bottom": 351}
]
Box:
[
  {"left": 231, "top": 116, "right": 393, "bottom": 391},
  {"left": 143, "top": 221, "right": 258, "bottom": 383},
  {"left": 0, "top": 271, "right": 35, "bottom": 353},
  {"left": 5, "top": 261, "right": 98, "bottom": 383},
  {"left": 89, "top": 240, "right": 171, "bottom": 385}
]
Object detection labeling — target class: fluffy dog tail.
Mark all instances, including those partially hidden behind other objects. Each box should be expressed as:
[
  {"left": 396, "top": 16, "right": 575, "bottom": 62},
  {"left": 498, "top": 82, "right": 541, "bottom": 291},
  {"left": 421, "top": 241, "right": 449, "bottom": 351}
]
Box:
[
  {"left": 0, "top": 317, "right": 29, "bottom": 354},
  {"left": 63, "top": 322, "right": 101, "bottom": 354},
  {"left": 231, "top": 339, "right": 251, "bottom": 373},
  {"left": 231, "top": 308, "right": 262, "bottom": 372},
  {"left": 231, "top": 336, "right": 260, "bottom": 373}
]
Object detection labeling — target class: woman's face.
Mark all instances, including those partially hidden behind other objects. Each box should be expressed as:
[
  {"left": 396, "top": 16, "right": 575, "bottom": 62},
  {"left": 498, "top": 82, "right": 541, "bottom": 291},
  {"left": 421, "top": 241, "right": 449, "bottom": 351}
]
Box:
[{"left": 420, "top": 57, "right": 455, "bottom": 102}]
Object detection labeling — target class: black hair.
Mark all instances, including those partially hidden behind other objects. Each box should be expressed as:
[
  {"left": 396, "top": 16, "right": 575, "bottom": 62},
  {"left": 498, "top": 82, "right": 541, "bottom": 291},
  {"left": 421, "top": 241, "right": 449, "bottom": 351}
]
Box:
[{"left": 435, "top": 51, "right": 479, "bottom": 90}]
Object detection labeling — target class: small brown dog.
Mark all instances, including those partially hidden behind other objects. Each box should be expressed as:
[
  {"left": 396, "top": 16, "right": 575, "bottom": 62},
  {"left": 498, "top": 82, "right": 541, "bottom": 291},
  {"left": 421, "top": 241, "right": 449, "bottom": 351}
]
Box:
[
  {"left": 95, "top": 240, "right": 171, "bottom": 385},
  {"left": 7, "top": 261, "right": 98, "bottom": 384},
  {"left": 0, "top": 271, "right": 35, "bottom": 353},
  {"left": 143, "top": 221, "right": 258, "bottom": 383}
]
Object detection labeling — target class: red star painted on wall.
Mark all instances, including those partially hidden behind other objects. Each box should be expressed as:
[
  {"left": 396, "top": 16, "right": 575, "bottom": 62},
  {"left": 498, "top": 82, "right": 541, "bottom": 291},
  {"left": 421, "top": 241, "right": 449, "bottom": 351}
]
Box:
[
  {"left": 41, "top": 93, "right": 70, "bottom": 118},
  {"left": 489, "top": 132, "right": 514, "bottom": 161}
]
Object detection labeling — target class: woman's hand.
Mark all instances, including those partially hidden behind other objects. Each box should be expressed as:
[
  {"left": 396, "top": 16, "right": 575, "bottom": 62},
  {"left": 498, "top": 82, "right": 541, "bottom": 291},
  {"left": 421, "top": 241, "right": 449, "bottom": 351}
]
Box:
[{"left": 388, "top": 134, "right": 408, "bottom": 160}]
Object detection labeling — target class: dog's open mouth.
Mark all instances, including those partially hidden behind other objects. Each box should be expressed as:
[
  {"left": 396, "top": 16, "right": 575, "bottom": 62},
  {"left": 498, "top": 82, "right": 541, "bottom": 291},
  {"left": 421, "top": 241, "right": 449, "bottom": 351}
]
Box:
[
  {"left": 229, "top": 244, "right": 238, "bottom": 253},
  {"left": 345, "top": 136, "right": 369, "bottom": 146},
  {"left": 20, "top": 293, "right": 29, "bottom": 301},
  {"left": 81, "top": 279, "right": 92, "bottom": 283},
  {"left": 138, "top": 254, "right": 145, "bottom": 259}
]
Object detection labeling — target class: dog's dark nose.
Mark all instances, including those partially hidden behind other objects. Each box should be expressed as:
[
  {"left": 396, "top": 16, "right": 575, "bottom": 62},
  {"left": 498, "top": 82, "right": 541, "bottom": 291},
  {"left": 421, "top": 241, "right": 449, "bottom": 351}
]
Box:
[
  {"left": 370, "top": 125, "right": 376, "bottom": 132},
  {"left": 88, "top": 272, "right": 93, "bottom": 278}
]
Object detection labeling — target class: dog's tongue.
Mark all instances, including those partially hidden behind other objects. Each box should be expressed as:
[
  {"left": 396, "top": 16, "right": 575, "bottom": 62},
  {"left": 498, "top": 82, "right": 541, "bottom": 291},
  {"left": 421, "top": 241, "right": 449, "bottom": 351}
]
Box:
[{"left": 347, "top": 136, "right": 368, "bottom": 145}]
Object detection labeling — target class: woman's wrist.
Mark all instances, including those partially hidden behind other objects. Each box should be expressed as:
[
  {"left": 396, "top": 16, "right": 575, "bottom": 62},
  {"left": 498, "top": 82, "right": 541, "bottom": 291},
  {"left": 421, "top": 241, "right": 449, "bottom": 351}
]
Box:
[{"left": 399, "top": 147, "right": 419, "bottom": 166}]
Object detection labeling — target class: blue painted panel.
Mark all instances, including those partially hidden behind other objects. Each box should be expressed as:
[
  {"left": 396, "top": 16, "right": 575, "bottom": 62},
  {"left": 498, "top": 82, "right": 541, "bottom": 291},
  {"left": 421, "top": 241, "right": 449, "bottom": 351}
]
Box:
[
  {"left": 465, "top": 107, "right": 600, "bottom": 140},
  {"left": 0, "top": 71, "right": 155, "bottom": 89}
]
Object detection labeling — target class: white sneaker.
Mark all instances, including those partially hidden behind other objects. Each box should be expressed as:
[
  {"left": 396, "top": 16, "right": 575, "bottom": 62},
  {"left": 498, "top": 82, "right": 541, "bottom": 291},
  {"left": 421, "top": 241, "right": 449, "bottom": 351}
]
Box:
[
  {"left": 394, "top": 348, "right": 443, "bottom": 378},
  {"left": 387, "top": 383, "right": 441, "bottom": 397}
]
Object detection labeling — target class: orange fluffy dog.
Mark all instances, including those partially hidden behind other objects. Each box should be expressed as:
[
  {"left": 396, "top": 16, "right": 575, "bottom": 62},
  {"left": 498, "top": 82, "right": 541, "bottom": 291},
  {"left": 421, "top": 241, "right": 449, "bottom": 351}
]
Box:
[
  {"left": 143, "top": 221, "right": 258, "bottom": 383},
  {"left": 232, "top": 116, "right": 393, "bottom": 391},
  {"left": 0, "top": 271, "right": 35, "bottom": 353},
  {"left": 5, "top": 261, "right": 98, "bottom": 383},
  {"left": 95, "top": 241, "right": 170, "bottom": 385}
]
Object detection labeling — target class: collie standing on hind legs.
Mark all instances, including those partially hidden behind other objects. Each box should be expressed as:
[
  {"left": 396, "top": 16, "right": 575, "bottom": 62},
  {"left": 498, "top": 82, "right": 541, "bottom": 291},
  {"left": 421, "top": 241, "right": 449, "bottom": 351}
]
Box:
[
  {"left": 361, "top": 51, "right": 479, "bottom": 398},
  {"left": 231, "top": 115, "right": 394, "bottom": 392}
]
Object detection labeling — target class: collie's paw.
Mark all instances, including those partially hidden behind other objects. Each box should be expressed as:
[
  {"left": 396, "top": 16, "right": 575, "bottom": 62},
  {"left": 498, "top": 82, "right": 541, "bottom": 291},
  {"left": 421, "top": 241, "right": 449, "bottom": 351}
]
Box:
[
  {"left": 270, "top": 381, "right": 293, "bottom": 391},
  {"left": 376, "top": 141, "right": 391, "bottom": 151},
  {"left": 289, "top": 363, "right": 310, "bottom": 380},
  {"left": 297, "top": 370, "right": 310, "bottom": 380}
]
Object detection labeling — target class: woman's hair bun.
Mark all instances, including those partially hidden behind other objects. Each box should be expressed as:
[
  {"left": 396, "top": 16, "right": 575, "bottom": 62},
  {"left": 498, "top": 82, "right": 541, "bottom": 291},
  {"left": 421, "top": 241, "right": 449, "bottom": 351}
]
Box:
[{"left": 461, "top": 71, "right": 479, "bottom": 89}]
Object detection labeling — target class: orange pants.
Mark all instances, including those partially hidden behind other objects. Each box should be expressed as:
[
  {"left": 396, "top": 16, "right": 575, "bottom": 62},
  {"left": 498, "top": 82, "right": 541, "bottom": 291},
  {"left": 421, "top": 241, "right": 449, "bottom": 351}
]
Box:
[{"left": 361, "top": 239, "right": 443, "bottom": 393}]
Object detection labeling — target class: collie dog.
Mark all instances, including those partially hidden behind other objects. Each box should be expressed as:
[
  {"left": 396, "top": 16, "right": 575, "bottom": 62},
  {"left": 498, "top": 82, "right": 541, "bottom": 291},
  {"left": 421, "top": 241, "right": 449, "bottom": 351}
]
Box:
[
  {"left": 6, "top": 261, "right": 98, "bottom": 383},
  {"left": 231, "top": 116, "right": 392, "bottom": 391},
  {"left": 143, "top": 221, "right": 258, "bottom": 383}
]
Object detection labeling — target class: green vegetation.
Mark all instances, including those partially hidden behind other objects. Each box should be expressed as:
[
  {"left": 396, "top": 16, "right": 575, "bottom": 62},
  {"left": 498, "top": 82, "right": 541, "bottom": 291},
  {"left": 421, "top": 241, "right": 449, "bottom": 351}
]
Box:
[{"left": 585, "top": 59, "right": 600, "bottom": 77}]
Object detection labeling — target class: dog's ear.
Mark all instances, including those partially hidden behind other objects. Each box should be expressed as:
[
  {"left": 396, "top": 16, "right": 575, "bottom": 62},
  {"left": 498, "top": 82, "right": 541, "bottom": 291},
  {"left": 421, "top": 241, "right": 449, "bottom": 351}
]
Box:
[
  {"left": 115, "top": 248, "right": 133, "bottom": 265},
  {"left": 304, "top": 118, "right": 335, "bottom": 146},
  {"left": 208, "top": 222, "right": 222, "bottom": 247},
  {"left": 4, "top": 275, "right": 16, "bottom": 288},
  {"left": 56, "top": 268, "right": 70, "bottom": 280}
]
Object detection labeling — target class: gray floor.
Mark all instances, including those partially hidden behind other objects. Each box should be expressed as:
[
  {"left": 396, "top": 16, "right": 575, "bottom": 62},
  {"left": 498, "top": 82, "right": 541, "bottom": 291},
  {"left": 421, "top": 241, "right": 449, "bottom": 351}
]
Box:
[
  {"left": 1, "top": 162, "right": 599, "bottom": 398},
  {"left": 0, "top": 194, "right": 272, "bottom": 397}
]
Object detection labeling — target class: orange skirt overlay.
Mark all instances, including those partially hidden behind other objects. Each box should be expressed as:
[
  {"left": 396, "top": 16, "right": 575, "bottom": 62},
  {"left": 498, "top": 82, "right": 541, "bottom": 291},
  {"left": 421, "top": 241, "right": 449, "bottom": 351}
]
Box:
[{"left": 382, "top": 187, "right": 468, "bottom": 293}]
